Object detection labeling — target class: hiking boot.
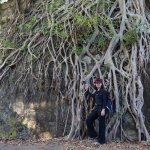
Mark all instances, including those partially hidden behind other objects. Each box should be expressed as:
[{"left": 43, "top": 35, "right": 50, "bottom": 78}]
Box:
[
  {"left": 94, "top": 142, "right": 101, "bottom": 145},
  {"left": 94, "top": 141, "right": 106, "bottom": 145}
]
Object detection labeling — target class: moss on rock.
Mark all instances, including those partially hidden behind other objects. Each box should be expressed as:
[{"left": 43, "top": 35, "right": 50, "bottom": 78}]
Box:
[{"left": 0, "top": 117, "right": 17, "bottom": 138}]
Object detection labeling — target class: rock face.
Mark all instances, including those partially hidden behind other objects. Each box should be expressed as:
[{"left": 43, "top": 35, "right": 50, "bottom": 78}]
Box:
[{"left": 0, "top": 80, "right": 60, "bottom": 139}]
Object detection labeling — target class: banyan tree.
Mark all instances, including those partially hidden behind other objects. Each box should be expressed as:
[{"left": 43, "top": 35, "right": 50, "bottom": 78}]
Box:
[{"left": 0, "top": 0, "right": 150, "bottom": 143}]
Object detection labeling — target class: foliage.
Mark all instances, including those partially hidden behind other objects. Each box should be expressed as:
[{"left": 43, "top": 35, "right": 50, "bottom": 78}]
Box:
[
  {"left": 98, "top": 34, "right": 107, "bottom": 50},
  {"left": 121, "top": 17, "right": 147, "bottom": 49},
  {"left": 19, "top": 15, "right": 37, "bottom": 36},
  {"left": 53, "top": 23, "right": 68, "bottom": 37},
  {"left": 98, "top": 13, "right": 115, "bottom": 39},
  {"left": 121, "top": 29, "right": 138, "bottom": 49},
  {"left": 101, "top": 64, "right": 110, "bottom": 73},
  {"left": 73, "top": 47, "right": 85, "bottom": 55},
  {"left": 47, "top": 0, "right": 64, "bottom": 12},
  {"left": 73, "top": 13, "right": 98, "bottom": 40},
  {"left": 1, "top": 38, "right": 15, "bottom": 48}
]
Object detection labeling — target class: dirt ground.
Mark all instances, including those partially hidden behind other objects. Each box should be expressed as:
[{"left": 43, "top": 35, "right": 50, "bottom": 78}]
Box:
[{"left": 0, "top": 137, "right": 150, "bottom": 150}]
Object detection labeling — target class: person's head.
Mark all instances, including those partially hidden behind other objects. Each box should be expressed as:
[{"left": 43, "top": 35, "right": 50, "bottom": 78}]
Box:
[{"left": 94, "top": 78, "right": 103, "bottom": 90}]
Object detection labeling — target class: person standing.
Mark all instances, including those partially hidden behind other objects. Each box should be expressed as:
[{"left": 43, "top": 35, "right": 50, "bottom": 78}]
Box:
[{"left": 85, "top": 78, "right": 106, "bottom": 145}]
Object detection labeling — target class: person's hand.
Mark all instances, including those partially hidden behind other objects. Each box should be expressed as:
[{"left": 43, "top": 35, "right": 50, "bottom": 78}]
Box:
[
  {"left": 85, "top": 84, "right": 89, "bottom": 91},
  {"left": 101, "top": 109, "right": 105, "bottom": 116}
]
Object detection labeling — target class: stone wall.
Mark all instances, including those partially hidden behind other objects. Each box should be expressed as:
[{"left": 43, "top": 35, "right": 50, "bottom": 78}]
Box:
[
  {"left": 0, "top": 61, "right": 68, "bottom": 139},
  {"left": 0, "top": 85, "right": 60, "bottom": 139}
]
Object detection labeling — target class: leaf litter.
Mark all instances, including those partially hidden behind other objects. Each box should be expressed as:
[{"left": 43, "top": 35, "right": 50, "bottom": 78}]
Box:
[{"left": 0, "top": 137, "right": 150, "bottom": 150}]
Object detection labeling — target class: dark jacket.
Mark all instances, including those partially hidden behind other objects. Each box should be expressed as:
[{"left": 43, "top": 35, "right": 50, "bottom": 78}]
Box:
[{"left": 86, "top": 88, "right": 106, "bottom": 110}]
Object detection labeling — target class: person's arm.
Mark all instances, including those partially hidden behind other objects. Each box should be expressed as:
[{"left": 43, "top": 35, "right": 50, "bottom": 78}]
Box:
[
  {"left": 85, "top": 84, "right": 95, "bottom": 98},
  {"left": 101, "top": 89, "right": 107, "bottom": 116},
  {"left": 85, "top": 89, "right": 95, "bottom": 98}
]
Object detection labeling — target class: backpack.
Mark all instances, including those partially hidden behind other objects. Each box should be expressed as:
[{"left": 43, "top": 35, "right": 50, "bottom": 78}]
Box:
[{"left": 106, "top": 90, "right": 113, "bottom": 116}]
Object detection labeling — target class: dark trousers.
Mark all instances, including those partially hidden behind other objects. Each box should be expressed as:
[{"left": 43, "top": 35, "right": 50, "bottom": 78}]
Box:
[{"left": 86, "top": 107, "right": 106, "bottom": 144}]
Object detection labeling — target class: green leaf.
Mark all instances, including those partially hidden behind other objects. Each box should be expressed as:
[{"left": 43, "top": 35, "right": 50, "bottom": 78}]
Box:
[
  {"left": 122, "top": 100, "right": 126, "bottom": 106},
  {"left": 73, "top": 47, "right": 84, "bottom": 55},
  {"left": 30, "top": 16, "right": 37, "bottom": 24},
  {"left": 1, "top": 38, "right": 15, "bottom": 48},
  {"left": 19, "top": 32, "right": 24, "bottom": 36},
  {"left": 101, "top": 64, "right": 110, "bottom": 73},
  {"left": 33, "top": 27, "right": 40, "bottom": 33},
  {"left": 119, "top": 111, "right": 124, "bottom": 116}
]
